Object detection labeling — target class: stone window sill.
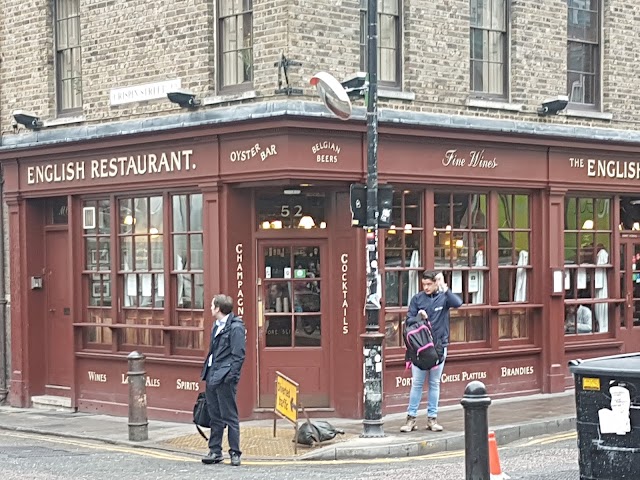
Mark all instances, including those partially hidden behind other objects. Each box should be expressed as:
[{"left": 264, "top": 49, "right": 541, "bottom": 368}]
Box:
[
  {"left": 466, "top": 98, "right": 524, "bottom": 112},
  {"left": 45, "top": 115, "right": 86, "bottom": 127},
  {"left": 562, "top": 109, "right": 613, "bottom": 121},
  {"left": 203, "top": 90, "right": 257, "bottom": 106},
  {"left": 379, "top": 89, "right": 415, "bottom": 101}
]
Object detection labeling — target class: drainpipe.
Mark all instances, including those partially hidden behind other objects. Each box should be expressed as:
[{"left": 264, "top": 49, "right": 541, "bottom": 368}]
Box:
[{"left": 0, "top": 166, "right": 7, "bottom": 403}]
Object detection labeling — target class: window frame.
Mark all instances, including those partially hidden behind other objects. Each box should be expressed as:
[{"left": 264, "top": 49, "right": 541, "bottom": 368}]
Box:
[
  {"left": 563, "top": 195, "right": 614, "bottom": 337},
  {"left": 217, "top": 0, "right": 254, "bottom": 93},
  {"left": 469, "top": 0, "right": 510, "bottom": 100},
  {"left": 53, "top": 0, "right": 83, "bottom": 115},
  {"left": 78, "top": 191, "right": 205, "bottom": 358},
  {"left": 566, "top": 0, "right": 602, "bottom": 110},
  {"left": 359, "top": 0, "right": 402, "bottom": 89},
  {"left": 382, "top": 189, "right": 423, "bottom": 349}
]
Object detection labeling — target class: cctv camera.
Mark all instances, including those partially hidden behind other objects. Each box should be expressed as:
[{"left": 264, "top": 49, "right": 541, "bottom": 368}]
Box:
[
  {"left": 12, "top": 110, "right": 43, "bottom": 129},
  {"left": 341, "top": 72, "right": 367, "bottom": 97},
  {"left": 537, "top": 95, "right": 569, "bottom": 115},
  {"left": 167, "top": 90, "right": 200, "bottom": 109}
]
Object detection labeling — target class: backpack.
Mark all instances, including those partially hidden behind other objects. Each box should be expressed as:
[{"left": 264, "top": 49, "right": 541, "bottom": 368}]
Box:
[{"left": 404, "top": 319, "right": 443, "bottom": 371}]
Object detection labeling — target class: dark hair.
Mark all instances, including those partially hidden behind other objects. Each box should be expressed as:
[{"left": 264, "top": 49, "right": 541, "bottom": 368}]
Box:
[
  {"left": 422, "top": 270, "right": 437, "bottom": 281},
  {"left": 213, "top": 294, "right": 234, "bottom": 315}
]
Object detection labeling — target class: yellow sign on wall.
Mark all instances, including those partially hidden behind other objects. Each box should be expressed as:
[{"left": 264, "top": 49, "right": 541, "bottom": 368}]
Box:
[{"left": 275, "top": 372, "right": 299, "bottom": 423}]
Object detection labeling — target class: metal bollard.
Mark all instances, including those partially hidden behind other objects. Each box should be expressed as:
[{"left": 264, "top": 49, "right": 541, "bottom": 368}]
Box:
[
  {"left": 460, "top": 381, "right": 492, "bottom": 480},
  {"left": 127, "top": 351, "right": 148, "bottom": 441}
]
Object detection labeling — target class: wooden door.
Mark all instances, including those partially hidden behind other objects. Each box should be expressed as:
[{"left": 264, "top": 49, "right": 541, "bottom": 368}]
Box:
[
  {"left": 44, "top": 229, "right": 73, "bottom": 395},
  {"left": 257, "top": 241, "right": 329, "bottom": 408},
  {"left": 619, "top": 238, "right": 640, "bottom": 352}
]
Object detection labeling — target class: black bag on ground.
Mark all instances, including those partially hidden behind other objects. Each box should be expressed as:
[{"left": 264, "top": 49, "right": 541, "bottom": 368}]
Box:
[
  {"left": 295, "top": 420, "right": 345, "bottom": 446},
  {"left": 193, "top": 392, "right": 210, "bottom": 440}
]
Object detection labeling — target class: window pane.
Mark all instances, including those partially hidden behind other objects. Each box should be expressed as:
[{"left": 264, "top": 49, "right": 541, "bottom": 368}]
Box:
[
  {"left": 174, "top": 234, "right": 188, "bottom": 269},
  {"left": 191, "top": 234, "right": 203, "bottom": 270},
  {"left": 190, "top": 194, "right": 203, "bottom": 231},
  {"left": 295, "top": 315, "right": 321, "bottom": 347},
  {"left": 150, "top": 235, "right": 163, "bottom": 270},
  {"left": 121, "top": 237, "right": 133, "bottom": 270},
  {"left": 135, "top": 236, "right": 148, "bottom": 270},
  {"left": 266, "top": 316, "right": 292, "bottom": 347},
  {"left": 173, "top": 195, "right": 187, "bottom": 232}
]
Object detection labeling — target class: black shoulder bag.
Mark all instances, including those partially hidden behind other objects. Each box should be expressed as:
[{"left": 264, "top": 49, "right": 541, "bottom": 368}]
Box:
[{"left": 193, "top": 392, "right": 210, "bottom": 441}]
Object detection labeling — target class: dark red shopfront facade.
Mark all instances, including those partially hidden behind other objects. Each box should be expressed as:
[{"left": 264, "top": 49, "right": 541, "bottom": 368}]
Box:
[{"left": 3, "top": 116, "right": 640, "bottom": 422}]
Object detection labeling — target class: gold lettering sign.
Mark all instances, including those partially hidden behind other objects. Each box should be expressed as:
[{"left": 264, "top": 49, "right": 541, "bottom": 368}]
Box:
[
  {"left": 236, "top": 244, "right": 244, "bottom": 317},
  {"left": 311, "top": 141, "right": 341, "bottom": 163},
  {"left": 442, "top": 149, "right": 498, "bottom": 170},
  {"left": 87, "top": 371, "right": 108, "bottom": 383},
  {"left": 341, "top": 253, "right": 349, "bottom": 334},
  {"left": 570, "top": 157, "right": 640, "bottom": 180},
  {"left": 26, "top": 150, "right": 195, "bottom": 185},
  {"left": 229, "top": 143, "right": 278, "bottom": 162}
]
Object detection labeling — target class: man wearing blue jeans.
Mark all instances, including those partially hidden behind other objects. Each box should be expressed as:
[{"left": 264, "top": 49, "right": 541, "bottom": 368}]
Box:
[{"left": 401, "top": 270, "right": 462, "bottom": 432}]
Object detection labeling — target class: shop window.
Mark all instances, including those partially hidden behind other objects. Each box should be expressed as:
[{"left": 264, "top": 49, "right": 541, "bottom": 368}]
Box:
[
  {"left": 119, "top": 196, "right": 165, "bottom": 349},
  {"left": 172, "top": 193, "right": 204, "bottom": 352},
  {"left": 497, "top": 194, "right": 531, "bottom": 339},
  {"left": 83, "top": 199, "right": 112, "bottom": 345},
  {"left": 80, "top": 193, "right": 205, "bottom": 355},
  {"left": 383, "top": 190, "right": 422, "bottom": 348},
  {"left": 262, "top": 246, "right": 322, "bottom": 348},
  {"left": 564, "top": 196, "right": 612, "bottom": 335},
  {"left": 257, "top": 192, "right": 326, "bottom": 230},
  {"left": 434, "top": 193, "right": 488, "bottom": 343}
]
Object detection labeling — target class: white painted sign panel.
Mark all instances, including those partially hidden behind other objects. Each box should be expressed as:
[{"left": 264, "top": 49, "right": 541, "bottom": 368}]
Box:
[{"left": 110, "top": 79, "right": 181, "bottom": 106}]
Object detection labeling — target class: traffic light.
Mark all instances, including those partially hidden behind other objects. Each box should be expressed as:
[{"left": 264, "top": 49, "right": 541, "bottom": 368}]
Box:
[{"left": 349, "top": 183, "right": 394, "bottom": 228}]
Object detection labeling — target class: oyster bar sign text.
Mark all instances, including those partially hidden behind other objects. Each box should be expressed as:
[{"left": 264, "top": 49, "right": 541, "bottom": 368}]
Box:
[{"left": 26, "top": 149, "right": 195, "bottom": 185}]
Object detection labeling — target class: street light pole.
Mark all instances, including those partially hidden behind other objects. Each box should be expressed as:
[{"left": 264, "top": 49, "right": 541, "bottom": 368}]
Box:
[{"left": 360, "top": 0, "right": 384, "bottom": 438}]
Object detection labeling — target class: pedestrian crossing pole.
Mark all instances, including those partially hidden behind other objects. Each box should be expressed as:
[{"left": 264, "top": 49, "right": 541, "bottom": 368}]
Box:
[{"left": 360, "top": 0, "right": 385, "bottom": 439}]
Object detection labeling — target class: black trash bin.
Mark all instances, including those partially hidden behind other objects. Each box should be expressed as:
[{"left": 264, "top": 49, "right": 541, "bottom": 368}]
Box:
[{"left": 570, "top": 353, "right": 640, "bottom": 480}]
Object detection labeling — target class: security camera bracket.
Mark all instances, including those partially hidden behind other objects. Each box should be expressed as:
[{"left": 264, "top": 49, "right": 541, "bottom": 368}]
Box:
[{"left": 274, "top": 53, "right": 303, "bottom": 96}]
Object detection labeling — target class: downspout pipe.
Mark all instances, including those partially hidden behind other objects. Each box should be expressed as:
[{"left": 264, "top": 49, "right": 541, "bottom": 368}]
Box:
[{"left": 0, "top": 165, "right": 7, "bottom": 403}]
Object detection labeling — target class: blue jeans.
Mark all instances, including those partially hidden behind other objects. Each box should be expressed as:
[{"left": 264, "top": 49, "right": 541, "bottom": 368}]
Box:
[{"left": 407, "top": 348, "right": 447, "bottom": 418}]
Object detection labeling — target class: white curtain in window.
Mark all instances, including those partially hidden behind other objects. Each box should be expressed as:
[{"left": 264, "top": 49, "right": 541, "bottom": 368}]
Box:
[
  {"left": 595, "top": 248, "right": 609, "bottom": 332},
  {"left": 514, "top": 250, "right": 529, "bottom": 302},
  {"left": 408, "top": 250, "right": 420, "bottom": 303},
  {"left": 472, "top": 250, "right": 484, "bottom": 304}
]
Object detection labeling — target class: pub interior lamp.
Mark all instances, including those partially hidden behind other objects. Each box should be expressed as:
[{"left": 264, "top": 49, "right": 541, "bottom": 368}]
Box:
[
  {"left": 582, "top": 219, "right": 594, "bottom": 230},
  {"left": 12, "top": 110, "right": 43, "bottom": 129},
  {"left": 261, "top": 221, "right": 271, "bottom": 230},
  {"left": 298, "top": 215, "right": 316, "bottom": 229},
  {"left": 167, "top": 89, "right": 201, "bottom": 109}
]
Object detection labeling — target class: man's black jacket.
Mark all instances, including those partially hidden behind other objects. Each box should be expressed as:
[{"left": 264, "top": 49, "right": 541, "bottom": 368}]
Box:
[{"left": 201, "top": 313, "right": 246, "bottom": 386}]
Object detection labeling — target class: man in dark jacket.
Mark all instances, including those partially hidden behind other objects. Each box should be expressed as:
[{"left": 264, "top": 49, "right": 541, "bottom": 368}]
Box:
[
  {"left": 201, "top": 294, "right": 246, "bottom": 466},
  {"left": 400, "top": 271, "right": 462, "bottom": 433}
]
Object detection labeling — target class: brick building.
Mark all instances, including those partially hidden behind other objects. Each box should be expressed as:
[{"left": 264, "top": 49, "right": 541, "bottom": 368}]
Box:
[{"left": 0, "top": 0, "right": 639, "bottom": 420}]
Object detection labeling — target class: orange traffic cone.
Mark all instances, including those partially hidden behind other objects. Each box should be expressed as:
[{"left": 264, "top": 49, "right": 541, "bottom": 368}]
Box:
[{"left": 489, "top": 431, "right": 510, "bottom": 480}]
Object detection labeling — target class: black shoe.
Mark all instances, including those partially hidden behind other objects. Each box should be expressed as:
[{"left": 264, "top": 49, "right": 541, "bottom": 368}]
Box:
[
  {"left": 201, "top": 451, "right": 224, "bottom": 465},
  {"left": 230, "top": 451, "right": 241, "bottom": 467}
]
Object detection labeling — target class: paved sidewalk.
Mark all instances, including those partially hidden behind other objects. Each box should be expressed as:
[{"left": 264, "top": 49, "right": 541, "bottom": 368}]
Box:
[{"left": 0, "top": 390, "right": 577, "bottom": 461}]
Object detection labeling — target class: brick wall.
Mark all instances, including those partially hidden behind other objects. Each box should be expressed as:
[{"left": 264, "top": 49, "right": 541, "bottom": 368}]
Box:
[{"left": 1, "top": 0, "right": 640, "bottom": 132}]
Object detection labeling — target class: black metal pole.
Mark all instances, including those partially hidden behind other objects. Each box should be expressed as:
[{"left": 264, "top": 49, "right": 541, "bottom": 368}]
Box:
[
  {"left": 360, "top": 0, "right": 384, "bottom": 438},
  {"left": 460, "top": 381, "right": 492, "bottom": 480}
]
